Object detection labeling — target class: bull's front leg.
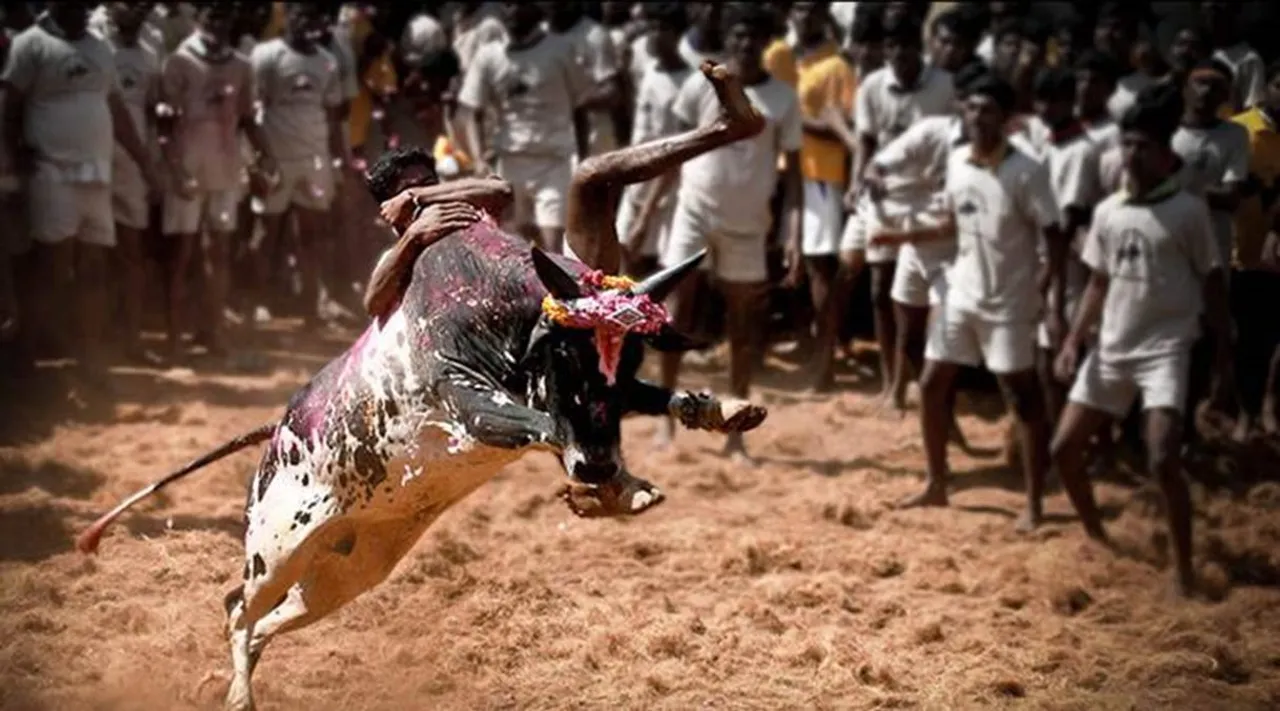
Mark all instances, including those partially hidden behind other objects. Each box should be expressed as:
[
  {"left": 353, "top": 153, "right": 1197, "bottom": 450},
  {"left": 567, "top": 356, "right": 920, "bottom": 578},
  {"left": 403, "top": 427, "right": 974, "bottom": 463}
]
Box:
[
  {"left": 625, "top": 380, "right": 768, "bottom": 433},
  {"left": 435, "top": 379, "right": 561, "bottom": 451}
]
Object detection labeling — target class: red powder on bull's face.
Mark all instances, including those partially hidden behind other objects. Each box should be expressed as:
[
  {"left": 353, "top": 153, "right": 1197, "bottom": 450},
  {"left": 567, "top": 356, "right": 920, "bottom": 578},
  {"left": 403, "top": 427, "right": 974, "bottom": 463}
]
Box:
[{"left": 541, "top": 271, "right": 670, "bottom": 385}]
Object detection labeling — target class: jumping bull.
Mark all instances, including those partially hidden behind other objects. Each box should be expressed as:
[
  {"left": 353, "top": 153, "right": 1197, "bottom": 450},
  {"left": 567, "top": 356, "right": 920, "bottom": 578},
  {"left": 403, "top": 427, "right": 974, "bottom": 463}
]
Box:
[{"left": 77, "top": 61, "right": 769, "bottom": 710}]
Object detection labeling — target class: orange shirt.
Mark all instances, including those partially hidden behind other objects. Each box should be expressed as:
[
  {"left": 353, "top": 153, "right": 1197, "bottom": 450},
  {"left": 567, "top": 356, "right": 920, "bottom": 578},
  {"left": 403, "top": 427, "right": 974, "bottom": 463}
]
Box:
[
  {"left": 763, "top": 39, "right": 855, "bottom": 183},
  {"left": 1232, "top": 106, "right": 1280, "bottom": 268}
]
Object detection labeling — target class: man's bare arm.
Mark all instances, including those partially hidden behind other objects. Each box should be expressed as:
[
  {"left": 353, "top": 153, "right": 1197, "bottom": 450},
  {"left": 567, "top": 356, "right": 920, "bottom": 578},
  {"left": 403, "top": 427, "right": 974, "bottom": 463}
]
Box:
[
  {"left": 108, "top": 91, "right": 151, "bottom": 175},
  {"left": 364, "top": 201, "right": 486, "bottom": 321},
  {"left": 2, "top": 84, "right": 27, "bottom": 174},
  {"left": 401, "top": 177, "right": 514, "bottom": 217}
]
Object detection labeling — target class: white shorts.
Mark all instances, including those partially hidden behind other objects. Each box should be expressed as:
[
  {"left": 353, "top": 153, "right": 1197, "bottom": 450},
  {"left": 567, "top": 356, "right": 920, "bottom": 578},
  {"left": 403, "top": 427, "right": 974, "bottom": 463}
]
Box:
[
  {"left": 257, "top": 157, "right": 335, "bottom": 216},
  {"left": 112, "top": 153, "right": 150, "bottom": 230},
  {"left": 615, "top": 186, "right": 673, "bottom": 259},
  {"left": 662, "top": 197, "right": 768, "bottom": 284},
  {"left": 28, "top": 164, "right": 115, "bottom": 247},
  {"left": 1068, "top": 350, "right": 1191, "bottom": 417},
  {"left": 802, "top": 179, "right": 843, "bottom": 256},
  {"left": 163, "top": 188, "right": 241, "bottom": 235},
  {"left": 499, "top": 154, "right": 571, "bottom": 230},
  {"left": 839, "top": 198, "right": 901, "bottom": 262},
  {"left": 925, "top": 304, "right": 1037, "bottom": 374},
  {"left": 891, "top": 242, "right": 951, "bottom": 307}
]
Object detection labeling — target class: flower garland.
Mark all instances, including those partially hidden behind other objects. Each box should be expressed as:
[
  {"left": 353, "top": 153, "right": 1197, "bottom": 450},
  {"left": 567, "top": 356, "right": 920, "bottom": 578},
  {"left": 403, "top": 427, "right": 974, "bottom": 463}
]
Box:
[{"left": 538, "top": 269, "right": 672, "bottom": 384}]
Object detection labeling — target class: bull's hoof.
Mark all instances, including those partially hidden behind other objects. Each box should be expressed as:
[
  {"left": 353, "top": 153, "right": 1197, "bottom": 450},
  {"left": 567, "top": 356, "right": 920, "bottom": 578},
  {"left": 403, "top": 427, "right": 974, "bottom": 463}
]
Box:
[
  {"left": 715, "top": 398, "right": 768, "bottom": 433},
  {"left": 672, "top": 392, "right": 768, "bottom": 433},
  {"left": 558, "top": 472, "right": 665, "bottom": 518}
]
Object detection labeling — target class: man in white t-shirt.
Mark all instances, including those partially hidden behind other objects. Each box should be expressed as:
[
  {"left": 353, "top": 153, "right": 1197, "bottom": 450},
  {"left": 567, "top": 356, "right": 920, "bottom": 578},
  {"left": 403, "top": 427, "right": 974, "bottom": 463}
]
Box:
[
  {"left": 1201, "top": 1, "right": 1265, "bottom": 112},
  {"left": 870, "top": 74, "right": 1060, "bottom": 532},
  {"left": 161, "top": 4, "right": 273, "bottom": 356},
  {"left": 844, "top": 12, "right": 954, "bottom": 405},
  {"left": 861, "top": 61, "right": 986, "bottom": 451},
  {"left": 98, "top": 3, "right": 160, "bottom": 363},
  {"left": 1171, "top": 59, "right": 1249, "bottom": 270},
  {"left": 615, "top": 3, "right": 691, "bottom": 277},
  {"left": 654, "top": 4, "right": 802, "bottom": 464},
  {"left": 1029, "top": 67, "right": 1105, "bottom": 425},
  {"left": 2, "top": 2, "right": 156, "bottom": 378},
  {"left": 543, "top": 2, "right": 621, "bottom": 157},
  {"left": 1050, "top": 83, "right": 1234, "bottom": 598},
  {"left": 456, "top": 3, "right": 590, "bottom": 253},
  {"left": 1073, "top": 49, "right": 1121, "bottom": 153},
  {"left": 250, "top": 2, "right": 348, "bottom": 327}
]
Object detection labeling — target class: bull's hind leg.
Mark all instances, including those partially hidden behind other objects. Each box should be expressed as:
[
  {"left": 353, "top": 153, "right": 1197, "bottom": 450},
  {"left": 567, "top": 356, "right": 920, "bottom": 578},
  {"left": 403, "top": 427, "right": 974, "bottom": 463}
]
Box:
[
  {"left": 225, "top": 516, "right": 430, "bottom": 711},
  {"left": 564, "top": 60, "right": 766, "bottom": 272}
]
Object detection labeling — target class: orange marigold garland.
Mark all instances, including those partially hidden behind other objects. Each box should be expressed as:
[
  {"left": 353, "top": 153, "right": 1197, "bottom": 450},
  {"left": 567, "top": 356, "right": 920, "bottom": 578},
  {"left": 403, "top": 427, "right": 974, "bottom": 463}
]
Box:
[{"left": 539, "top": 269, "right": 670, "bottom": 384}]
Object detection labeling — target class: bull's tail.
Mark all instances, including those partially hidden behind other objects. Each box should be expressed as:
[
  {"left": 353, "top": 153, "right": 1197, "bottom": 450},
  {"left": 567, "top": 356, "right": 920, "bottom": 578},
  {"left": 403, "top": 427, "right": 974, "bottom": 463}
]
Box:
[{"left": 76, "top": 422, "right": 278, "bottom": 555}]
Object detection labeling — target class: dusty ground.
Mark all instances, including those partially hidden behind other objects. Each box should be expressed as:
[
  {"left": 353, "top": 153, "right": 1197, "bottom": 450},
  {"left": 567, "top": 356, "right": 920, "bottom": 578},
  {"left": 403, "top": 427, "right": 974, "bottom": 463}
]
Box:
[{"left": 2, "top": 324, "right": 1279, "bottom": 711}]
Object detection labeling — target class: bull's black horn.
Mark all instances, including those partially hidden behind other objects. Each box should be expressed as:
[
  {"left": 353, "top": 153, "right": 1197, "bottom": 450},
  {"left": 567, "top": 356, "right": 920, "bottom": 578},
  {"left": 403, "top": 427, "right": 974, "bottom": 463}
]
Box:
[
  {"left": 531, "top": 247, "right": 584, "bottom": 300},
  {"left": 632, "top": 249, "right": 706, "bottom": 302}
]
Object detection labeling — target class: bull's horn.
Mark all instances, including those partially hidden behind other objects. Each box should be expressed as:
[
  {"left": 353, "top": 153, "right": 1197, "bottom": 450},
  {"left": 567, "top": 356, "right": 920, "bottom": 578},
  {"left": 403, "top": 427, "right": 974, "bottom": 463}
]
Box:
[
  {"left": 531, "top": 247, "right": 584, "bottom": 300},
  {"left": 632, "top": 250, "right": 707, "bottom": 302}
]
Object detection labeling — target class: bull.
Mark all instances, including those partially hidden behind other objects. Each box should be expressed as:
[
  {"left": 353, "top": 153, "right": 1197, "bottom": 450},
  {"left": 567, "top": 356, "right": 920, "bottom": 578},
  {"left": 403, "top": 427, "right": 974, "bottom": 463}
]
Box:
[{"left": 77, "top": 61, "right": 769, "bottom": 710}]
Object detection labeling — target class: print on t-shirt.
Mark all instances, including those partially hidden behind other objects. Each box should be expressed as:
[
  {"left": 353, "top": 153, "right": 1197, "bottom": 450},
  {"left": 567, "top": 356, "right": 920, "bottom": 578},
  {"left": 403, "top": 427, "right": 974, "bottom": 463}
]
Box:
[{"left": 1113, "top": 227, "right": 1147, "bottom": 279}]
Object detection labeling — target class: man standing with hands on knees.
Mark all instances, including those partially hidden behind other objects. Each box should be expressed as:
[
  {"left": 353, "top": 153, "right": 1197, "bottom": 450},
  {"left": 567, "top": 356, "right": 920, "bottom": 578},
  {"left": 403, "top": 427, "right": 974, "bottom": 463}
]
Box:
[
  {"left": 845, "top": 12, "right": 953, "bottom": 407},
  {"left": 1049, "top": 83, "right": 1235, "bottom": 598},
  {"left": 870, "top": 73, "right": 1061, "bottom": 532}
]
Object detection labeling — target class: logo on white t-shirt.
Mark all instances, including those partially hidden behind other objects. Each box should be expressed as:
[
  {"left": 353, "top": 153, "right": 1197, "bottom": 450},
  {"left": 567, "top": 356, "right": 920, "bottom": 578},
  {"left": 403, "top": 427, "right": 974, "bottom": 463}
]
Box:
[{"left": 1113, "top": 228, "right": 1147, "bottom": 278}]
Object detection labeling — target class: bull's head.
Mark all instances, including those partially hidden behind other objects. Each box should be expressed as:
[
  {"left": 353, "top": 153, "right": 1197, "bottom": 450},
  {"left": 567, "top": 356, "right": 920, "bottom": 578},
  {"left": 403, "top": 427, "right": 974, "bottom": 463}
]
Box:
[{"left": 521, "top": 248, "right": 705, "bottom": 484}]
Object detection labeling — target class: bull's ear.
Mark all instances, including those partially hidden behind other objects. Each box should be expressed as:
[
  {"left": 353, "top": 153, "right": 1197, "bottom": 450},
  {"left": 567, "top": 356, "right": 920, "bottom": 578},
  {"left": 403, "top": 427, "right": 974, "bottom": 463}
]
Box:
[
  {"left": 643, "top": 324, "right": 709, "bottom": 353},
  {"left": 531, "top": 247, "right": 584, "bottom": 300},
  {"left": 632, "top": 249, "right": 706, "bottom": 303}
]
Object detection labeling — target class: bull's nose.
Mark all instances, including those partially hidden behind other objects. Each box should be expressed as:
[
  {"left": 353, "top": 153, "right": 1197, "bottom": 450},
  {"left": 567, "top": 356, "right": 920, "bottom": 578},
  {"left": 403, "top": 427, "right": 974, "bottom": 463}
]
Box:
[{"left": 571, "top": 461, "right": 619, "bottom": 485}]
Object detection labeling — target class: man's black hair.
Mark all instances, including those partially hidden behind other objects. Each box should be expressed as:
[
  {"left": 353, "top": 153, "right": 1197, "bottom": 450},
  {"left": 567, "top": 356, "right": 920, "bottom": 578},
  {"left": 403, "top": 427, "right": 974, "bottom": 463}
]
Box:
[
  {"left": 953, "top": 60, "right": 989, "bottom": 98},
  {"left": 1032, "top": 66, "right": 1076, "bottom": 102},
  {"left": 1073, "top": 48, "right": 1122, "bottom": 85},
  {"left": 365, "top": 146, "right": 437, "bottom": 203},
  {"left": 967, "top": 72, "right": 1016, "bottom": 113},
  {"left": 849, "top": 8, "right": 883, "bottom": 44},
  {"left": 1120, "top": 82, "right": 1183, "bottom": 144},
  {"left": 643, "top": 2, "right": 688, "bottom": 33},
  {"left": 882, "top": 11, "right": 922, "bottom": 46},
  {"left": 720, "top": 2, "right": 775, "bottom": 37},
  {"left": 930, "top": 8, "right": 980, "bottom": 45}
]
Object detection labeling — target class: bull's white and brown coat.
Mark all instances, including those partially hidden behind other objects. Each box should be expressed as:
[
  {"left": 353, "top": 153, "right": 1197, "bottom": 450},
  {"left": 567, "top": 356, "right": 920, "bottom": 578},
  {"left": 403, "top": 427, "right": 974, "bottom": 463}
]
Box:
[{"left": 224, "top": 219, "right": 759, "bottom": 711}]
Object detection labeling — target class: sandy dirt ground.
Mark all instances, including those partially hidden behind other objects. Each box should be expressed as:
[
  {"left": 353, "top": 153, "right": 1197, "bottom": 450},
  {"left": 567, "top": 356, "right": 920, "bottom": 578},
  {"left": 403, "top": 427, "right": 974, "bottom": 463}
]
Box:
[{"left": 2, "top": 322, "right": 1280, "bottom": 711}]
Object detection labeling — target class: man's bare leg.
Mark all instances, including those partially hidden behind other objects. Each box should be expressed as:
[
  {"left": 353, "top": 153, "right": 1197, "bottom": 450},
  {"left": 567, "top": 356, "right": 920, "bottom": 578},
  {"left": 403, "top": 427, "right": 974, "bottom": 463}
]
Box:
[
  {"left": 891, "top": 302, "right": 928, "bottom": 410},
  {"left": 869, "top": 262, "right": 898, "bottom": 405},
  {"left": 563, "top": 60, "right": 765, "bottom": 274},
  {"left": 293, "top": 207, "right": 328, "bottom": 329},
  {"left": 1262, "top": 344, "right": 1280, "bottom": 435},
  {"left": 655, "top": 275, "right": 701, "bottom": 450},
  {"left": 200, "top": 230, "right": 233, "bottom": 355},
  {"left": 898, "top": 359, "right": 960, "bottom": 508},
  {"left": 1144, "top": 408, "right": 1196, "bottom": 596},
  {"left": 254, "top": 213, "right": 289, "bottom": 320},
  {"left": 167, "top": 233, "right": 198, "bottom": 357},
  {"left": 75, "top": 243, "right": 112, "bottom": 383},
  {"left": 722, "top": 281, "right": 766, "bottom": 465},
  {"left": 1050, "top": 402, "right": 1113, "bottom": 540},
  {"left": 114, "top": 223, "right": 156, "bottom": 362},
  {"left": 806, "top": 256, "right": 844, "bottom": 393}
]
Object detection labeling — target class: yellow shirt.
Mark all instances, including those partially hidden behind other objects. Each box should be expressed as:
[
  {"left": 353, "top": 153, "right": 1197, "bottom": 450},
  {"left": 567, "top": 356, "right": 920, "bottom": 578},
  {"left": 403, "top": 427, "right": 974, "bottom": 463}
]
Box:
[
  {"left": 349, "top": 52, "right": 397, "bottom": 149},
  {"left": 262, "top": 3, "right": 286, "bottom": 40},
  {"left": 1232, "top": 107, "right": 1280, "bottom": 268},
  {"left": 763, "top": 39, "right": 855, "bottom": 183}
]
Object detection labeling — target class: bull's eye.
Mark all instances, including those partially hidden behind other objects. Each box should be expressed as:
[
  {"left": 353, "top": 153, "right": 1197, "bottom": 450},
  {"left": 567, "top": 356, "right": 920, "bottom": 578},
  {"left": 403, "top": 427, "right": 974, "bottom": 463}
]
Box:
[{"left": 589, "top": 401, "right": 608, "bottom": 424}]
